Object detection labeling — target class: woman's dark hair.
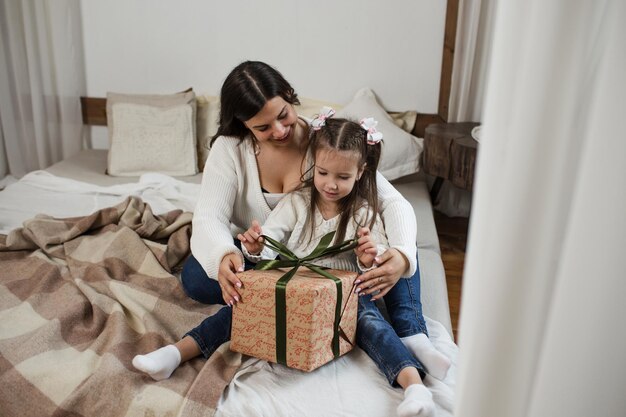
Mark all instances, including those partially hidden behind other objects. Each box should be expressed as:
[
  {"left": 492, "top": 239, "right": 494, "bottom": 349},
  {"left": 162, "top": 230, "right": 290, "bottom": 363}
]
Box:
[
  {"left": 211, "top": 61, "right": 300, "bottom": 144},
  {"left": 304, "top": 117, "right": 382, "bottom": 244}
]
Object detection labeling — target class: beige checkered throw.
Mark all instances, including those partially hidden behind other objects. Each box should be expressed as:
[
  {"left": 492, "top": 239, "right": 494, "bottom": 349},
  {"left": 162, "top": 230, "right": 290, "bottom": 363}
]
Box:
[{"left": 0, "top": 197, "right": 242, "bottom": 417}]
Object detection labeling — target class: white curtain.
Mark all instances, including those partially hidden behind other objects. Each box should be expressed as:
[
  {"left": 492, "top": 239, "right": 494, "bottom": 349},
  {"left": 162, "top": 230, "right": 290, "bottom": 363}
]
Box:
[
  {"left": 0, "top": 0, "right": 85, "bottom": 178},
  {"left": 448, "top": 0, "right": 496, "bottom": 123},
  {"left": 456, "top": 0, "right": 625, "bottom": 416}
]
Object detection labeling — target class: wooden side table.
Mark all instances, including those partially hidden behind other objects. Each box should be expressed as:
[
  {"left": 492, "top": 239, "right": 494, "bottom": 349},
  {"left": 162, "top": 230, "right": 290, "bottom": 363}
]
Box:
[{"left": 423, "top": 122, "right": 479, "bottom": 203}]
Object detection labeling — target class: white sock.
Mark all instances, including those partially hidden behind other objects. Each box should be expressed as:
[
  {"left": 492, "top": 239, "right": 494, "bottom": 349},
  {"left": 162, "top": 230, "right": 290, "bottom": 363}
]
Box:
[
  {"left": 132, "top": 345, "right": 181, "bottom": 381},
  {"left": 401, "top": 333, "right": 451, "bottom": 380},
  {"left": 397, "top": 384, "right": 435, "bottom": 417}
]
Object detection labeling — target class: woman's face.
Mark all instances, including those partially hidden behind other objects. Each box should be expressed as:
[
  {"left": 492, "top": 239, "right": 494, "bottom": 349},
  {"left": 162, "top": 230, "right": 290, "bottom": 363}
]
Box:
[{"left": 243, "top": 96, "right": 299, "bottom": 146}]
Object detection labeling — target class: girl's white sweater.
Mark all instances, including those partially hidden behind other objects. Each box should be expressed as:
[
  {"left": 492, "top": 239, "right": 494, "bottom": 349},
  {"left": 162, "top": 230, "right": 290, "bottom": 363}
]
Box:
[{"left": 241, "top": 190, "right": 389, "bottom": 273}]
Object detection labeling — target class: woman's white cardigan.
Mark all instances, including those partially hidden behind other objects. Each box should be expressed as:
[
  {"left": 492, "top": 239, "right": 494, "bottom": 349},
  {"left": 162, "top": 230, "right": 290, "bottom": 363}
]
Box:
[{"left": 191, "top": 135, "right": 417, "bottom": 280}]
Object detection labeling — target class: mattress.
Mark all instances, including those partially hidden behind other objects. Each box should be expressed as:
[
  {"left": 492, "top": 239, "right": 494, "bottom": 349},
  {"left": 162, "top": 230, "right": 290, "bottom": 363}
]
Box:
[{"left": 0, "top": 149, "right": 457, "bottom": 417}]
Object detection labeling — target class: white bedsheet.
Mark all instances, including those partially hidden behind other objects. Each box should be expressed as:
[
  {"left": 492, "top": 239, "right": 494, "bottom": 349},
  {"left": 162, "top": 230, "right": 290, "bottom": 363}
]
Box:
[
  {"left": 217, "top": 318, "right": 457, "bottom": 417},
  {"left": 0, "top": 170, "right": 458, "bottom": 415},
  {"left": 0, "top": 170, "right": 200, "bottom": 234}
]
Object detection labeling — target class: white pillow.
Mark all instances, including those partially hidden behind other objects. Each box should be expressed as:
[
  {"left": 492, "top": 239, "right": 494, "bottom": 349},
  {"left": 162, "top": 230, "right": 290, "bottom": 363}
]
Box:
[
  {"left": 336, "top": 88, "right": 424, "bottom": 180},
  {"left": 106, "top": 91, "right": 197, "bottom": 177}
]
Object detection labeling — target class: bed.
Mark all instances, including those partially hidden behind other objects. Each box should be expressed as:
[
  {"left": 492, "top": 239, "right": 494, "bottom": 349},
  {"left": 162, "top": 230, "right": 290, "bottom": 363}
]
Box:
[{"left": 0, "top": 89, "right": 459, "bottom": 416}]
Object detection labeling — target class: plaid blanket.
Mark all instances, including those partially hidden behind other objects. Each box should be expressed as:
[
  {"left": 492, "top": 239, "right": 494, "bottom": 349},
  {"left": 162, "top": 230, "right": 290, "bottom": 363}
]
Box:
[{"left": 0, "top": 197, "right": 242, "bottom": 417}]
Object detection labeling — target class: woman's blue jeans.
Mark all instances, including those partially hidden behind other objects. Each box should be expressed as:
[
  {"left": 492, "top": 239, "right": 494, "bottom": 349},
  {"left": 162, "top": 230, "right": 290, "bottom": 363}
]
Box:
[
  {"left": 180, "top": 241, "right": 256, "bottom": 359},
  {"left": 181, "top": 249, "right": 428, "bottom": 385}
]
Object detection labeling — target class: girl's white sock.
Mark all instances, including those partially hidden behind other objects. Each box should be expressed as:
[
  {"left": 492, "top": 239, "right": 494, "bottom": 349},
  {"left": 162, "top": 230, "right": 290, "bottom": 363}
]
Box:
[
  {"left": 132, "top": 345, "right": 181, "bottom": 381},
  {"left": 397, "top": 384, "right": 435, "bottom": 417},
  {"left": 401, "top": 333, "right": 451, "bottom": 380}
]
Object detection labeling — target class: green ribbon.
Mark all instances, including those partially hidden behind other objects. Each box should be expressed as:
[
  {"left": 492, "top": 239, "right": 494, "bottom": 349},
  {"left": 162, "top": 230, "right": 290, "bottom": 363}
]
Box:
[{"left": 254, "top": 231, "right": 358, "bottom": 366}]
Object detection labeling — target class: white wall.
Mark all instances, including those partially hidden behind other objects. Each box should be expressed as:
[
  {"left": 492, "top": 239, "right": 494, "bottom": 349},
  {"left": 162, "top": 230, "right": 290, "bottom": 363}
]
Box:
[{"left": 80, "top": 0, "right": 446, "bottom": 148}]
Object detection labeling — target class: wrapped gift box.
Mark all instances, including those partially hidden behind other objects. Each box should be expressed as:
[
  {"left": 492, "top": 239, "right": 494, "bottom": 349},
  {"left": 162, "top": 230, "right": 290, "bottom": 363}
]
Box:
[{"left": 230, "top": 267, "right": 358, "bottom": 372}]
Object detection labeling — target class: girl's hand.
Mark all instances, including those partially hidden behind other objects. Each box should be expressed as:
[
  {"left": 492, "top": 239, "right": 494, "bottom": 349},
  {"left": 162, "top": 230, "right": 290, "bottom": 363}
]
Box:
[
  {"left": 355, "top": 248, "right": 409, "bottom": 301},
  {"left": 218, "top": 253, "right": 243, "bottom": 305},
  {"left": 355, "top": 227, "right": 378, "bottom": 268},
  {"left": 237, "top": 220, "right": 264, "bottom": 255}
]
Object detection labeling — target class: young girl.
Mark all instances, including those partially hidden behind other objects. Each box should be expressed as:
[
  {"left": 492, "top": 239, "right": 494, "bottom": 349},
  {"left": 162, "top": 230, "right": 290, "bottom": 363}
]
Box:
[{"left": 132, "top": 113, "right": 449, "bottom": 417}]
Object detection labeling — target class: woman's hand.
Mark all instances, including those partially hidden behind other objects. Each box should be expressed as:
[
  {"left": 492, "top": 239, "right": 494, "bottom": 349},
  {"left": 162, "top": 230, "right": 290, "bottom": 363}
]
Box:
[
  {"left": 218, "top": 253, "right": 244, "bottom": 306},
  {"left": 356, "top": 248, "right": 409, "bottom": 301},
  {"left": 237, "top": 220, "right": 264, "bottom": 255}
]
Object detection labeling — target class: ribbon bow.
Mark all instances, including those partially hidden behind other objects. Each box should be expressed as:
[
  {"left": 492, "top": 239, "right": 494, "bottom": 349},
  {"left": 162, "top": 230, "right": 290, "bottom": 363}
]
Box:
[
  {"left": 254, "top": 231, "right": 358, "bottom": 365},
  {"left": 360, "top": 117, "right": 383, "bottom": 144},
  {"left": 311, "top": 106, "right": 336, "bottom": 130}
]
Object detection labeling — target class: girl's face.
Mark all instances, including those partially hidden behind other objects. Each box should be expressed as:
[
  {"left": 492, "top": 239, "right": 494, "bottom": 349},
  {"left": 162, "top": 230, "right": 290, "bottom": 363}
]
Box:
[
  {"left": 314, "top": 148, "right": 364, "bottom": 204},
  {"left": 244, "top": 96, "right": 299, "bottom": 146}
]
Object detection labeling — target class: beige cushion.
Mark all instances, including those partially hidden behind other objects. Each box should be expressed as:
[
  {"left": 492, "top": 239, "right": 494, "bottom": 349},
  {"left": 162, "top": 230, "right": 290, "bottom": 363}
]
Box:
[
  {"left": 196, "top": 95, "right": 220, "bottom": 172},
  {"left": 106, "top": 91, "right": 197, "bottom": 176},
  {"left": 336, "top": 88, "right": 424, "bottom": 180},
  {"left": 389, "top": 110, "right": 418, "bottom": 133}
]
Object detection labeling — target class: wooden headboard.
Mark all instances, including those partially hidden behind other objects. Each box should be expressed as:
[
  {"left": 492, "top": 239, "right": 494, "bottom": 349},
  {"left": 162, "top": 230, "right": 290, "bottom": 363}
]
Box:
[
  {"left": 80, "top": 97, "right": 107, "bottom": 126},
  {"left": 80, "top": 0, "right": 458, "bottom": 139}
]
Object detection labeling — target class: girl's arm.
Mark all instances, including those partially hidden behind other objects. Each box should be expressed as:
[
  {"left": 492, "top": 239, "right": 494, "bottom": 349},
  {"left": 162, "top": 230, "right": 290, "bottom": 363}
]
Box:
[
  {"left": 355, "top": 226, "right": 388, "bottom": 271},
  {"left": 238, "top": 220, "right": 265, "bottom": 257},
  {"left": 240, "top": 192, "right": 300, "bottom": 262}
]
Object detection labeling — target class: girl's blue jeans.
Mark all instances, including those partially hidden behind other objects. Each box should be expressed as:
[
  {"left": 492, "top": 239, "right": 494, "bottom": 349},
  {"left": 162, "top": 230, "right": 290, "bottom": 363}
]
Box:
[{"left": 180, "top": 248, "right": 428, "bottom": 385}]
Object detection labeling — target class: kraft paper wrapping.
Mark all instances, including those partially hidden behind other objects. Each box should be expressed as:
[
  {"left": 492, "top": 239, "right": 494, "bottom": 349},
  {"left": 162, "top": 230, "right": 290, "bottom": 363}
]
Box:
[{"left": 231, "top": 268, "right": 358, "bottom": 372}]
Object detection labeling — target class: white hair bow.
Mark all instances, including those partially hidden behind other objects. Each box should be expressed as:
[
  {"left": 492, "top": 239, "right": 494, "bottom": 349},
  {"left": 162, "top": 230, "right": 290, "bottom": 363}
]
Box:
[
  {"left": 311, "top": 106, "right": 336, "bottom": 130},
  {"left": 360, "top": 117, "right": 383, "bottom": 144}
]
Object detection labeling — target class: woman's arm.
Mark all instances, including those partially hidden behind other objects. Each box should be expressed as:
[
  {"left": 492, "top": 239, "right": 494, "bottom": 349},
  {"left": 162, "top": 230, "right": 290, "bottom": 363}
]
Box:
[
  {"left": 191, "top": 138, "right": 244, "bottom": 279},
  {"left": 357, "top": 172, "right": 417, "bottom": 300},
  {"left": 374, "top": 171, "right": 418, "bottom": 275}
]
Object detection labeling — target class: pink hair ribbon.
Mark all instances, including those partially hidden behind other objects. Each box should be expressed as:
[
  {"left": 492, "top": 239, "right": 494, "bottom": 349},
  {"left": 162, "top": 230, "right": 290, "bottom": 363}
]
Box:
[
  {"left": 311, "top": 106, "right": 336, "bottom": 130},
  {"left": 359, "top": 117, "right": 383, "bottom": 144}
]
